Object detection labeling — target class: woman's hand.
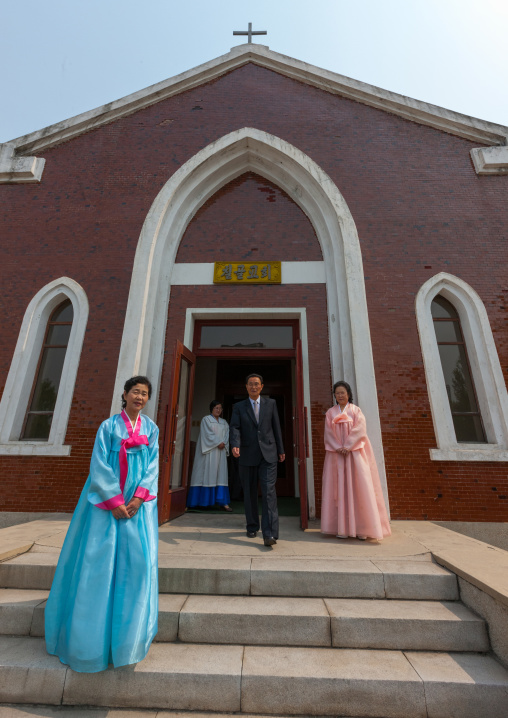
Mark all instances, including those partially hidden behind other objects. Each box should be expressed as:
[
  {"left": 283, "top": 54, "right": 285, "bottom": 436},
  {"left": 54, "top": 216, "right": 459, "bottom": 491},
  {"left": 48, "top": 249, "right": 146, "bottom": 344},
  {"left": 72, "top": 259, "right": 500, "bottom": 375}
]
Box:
[
  {"left": 112, "top": 504, "right": 130, "bottom": 520},
  {"left": 126, "top": 497, "right": 144, "bottom": 517},
  {"left": 218, "top": 442, "right": 225, "bottom": 450}
]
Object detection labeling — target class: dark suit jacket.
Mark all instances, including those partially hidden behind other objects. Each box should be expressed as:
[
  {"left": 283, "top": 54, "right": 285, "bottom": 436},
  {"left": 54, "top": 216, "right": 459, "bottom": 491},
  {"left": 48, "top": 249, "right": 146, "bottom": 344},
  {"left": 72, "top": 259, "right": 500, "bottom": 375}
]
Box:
[{"left": 230, "top": 396, "right": 284, "bottom": 466}]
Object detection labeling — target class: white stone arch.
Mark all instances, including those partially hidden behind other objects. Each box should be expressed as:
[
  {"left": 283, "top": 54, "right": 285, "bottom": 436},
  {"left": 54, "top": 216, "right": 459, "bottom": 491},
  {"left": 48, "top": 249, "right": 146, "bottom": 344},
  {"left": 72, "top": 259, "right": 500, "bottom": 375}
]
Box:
[
  {"left": 416, "top": 272, "right": 508, "bottom": 461},
  {"left": 113, "top": 127, "right": 388, "bottom": 502},
  {"left": 0, "top": 277, "right": 89, "bottom": 455}
]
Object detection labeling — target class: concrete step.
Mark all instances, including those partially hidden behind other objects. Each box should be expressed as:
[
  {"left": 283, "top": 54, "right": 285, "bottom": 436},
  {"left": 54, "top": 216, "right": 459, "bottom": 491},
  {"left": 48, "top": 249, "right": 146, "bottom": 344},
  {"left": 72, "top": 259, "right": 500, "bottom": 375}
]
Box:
[
  {"left": 0, "top": 589, "right": 48, "bottom": 636},
  {"left": 0, "top": 709, "right": 374, "bottom": 718},
  {"left": 178, "top": 595, "right": 490, "bottom": 652},
  {"left": 0, "top": 589, "right": 487, "bottom": 652},
  {"left": 1, "top": 636, "right": 508, "bottom": 718},
  {"left": 0, "top": 553, "right": 57, "bottom": 591},
  {"left": 248, "top": 557, "right": 459, "bottom": 600},
  {"left": 0, "top": 553, "right": 459, "bottom": 600}
]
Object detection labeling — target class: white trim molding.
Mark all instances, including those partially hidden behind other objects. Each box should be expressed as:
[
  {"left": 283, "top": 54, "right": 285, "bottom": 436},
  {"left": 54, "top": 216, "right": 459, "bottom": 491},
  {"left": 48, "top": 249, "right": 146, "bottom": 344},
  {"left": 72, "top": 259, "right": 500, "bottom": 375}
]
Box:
[
  {"left": 111, "top": 127, "right": 389, "bottom": 511},
  {"left": 5, "top": 44, "right": 507, "bottom": 181},
  {"left": 416, "top": 272, "right": 508, "bottom": 462},
  {"left": 171, "top": 261, "right": 326, "bottom": 285},
  {"left": 9, "top": 44, "right": 508, "bottom": 155},
  {"left": 470, "top": 146, "right": 508, "bottom": 175},
  {"left": 183, "top": 307, "right": 316, "bottom": 519},
  {"left": 0, "top": 277, "right": 89, "bottom": 455},
  {"left": 0, "top": 143, "right": 45, "bottom": 184}
]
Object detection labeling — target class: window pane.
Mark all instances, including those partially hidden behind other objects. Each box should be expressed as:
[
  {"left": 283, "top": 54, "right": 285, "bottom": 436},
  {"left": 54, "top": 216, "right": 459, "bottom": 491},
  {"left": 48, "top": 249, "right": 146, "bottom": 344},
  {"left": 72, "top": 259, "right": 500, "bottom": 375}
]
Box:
[
  {"left": 29, "top": 348, "right": 66, "bottom": 412},
  {"left": 453, "top": 414, "right": 486, "bottom": 443},
  {"left": 433, "top": 320, "right": 462, "bottom": 343},
  {"left": 200, "top": 325, "right": 293, "bottom": 348},
  {"left": 46, "top": 324, "right": 72, "bottom": 346},
  {"left": 50, "top": 302, "right": 73, "bottom": 323},
  {"left": 23, "top": 413, "right": 52, "bottom": 440},
  {"left": 431, "top": 296, "right": 458, "bottom": 319},
  {"left": 438, "top": 344, "right": 479, "bottom": 413}
]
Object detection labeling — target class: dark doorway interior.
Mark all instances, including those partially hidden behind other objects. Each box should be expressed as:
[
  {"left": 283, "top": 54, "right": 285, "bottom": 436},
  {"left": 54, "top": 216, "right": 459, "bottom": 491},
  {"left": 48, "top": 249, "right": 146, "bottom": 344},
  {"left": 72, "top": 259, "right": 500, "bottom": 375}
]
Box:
[{"left": 215, "top": 359, "right": 295, "bottom": 498}]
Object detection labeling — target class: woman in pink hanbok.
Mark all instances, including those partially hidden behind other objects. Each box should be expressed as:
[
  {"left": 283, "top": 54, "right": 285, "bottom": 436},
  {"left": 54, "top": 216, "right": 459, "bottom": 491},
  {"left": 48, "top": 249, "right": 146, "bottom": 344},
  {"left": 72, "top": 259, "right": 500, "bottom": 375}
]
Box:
[{"left": 321, "top": 381, "right": 391, "bottom": 540}]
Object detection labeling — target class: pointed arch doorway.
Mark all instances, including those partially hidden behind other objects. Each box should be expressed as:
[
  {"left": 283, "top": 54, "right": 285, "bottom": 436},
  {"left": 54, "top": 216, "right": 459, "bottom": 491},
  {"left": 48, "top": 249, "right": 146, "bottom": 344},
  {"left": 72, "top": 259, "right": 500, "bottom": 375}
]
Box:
[{"left": 111, "top": 128, "right": 389, "bottom": 523}]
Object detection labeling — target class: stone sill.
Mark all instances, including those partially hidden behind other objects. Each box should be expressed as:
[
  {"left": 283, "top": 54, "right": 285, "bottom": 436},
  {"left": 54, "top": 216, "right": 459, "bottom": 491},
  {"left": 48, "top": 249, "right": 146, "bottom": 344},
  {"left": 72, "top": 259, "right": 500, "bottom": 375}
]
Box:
[
  {"left": 0, "top": 443, "right": 71, "bottom": 456},
  {"left": 430, "top": 447, "right": 508, "bottom": 462}
]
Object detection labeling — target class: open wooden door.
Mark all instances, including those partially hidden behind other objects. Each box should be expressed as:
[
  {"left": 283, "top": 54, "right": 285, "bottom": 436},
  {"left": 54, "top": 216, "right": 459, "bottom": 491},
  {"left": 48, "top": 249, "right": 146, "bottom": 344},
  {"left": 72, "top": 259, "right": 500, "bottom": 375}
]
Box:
[
  {"left": 159, "top": 341, "right": 196, "bottom": 524},
  {"left": 294, "top": 338, "right": 309, "bottom": 529}
]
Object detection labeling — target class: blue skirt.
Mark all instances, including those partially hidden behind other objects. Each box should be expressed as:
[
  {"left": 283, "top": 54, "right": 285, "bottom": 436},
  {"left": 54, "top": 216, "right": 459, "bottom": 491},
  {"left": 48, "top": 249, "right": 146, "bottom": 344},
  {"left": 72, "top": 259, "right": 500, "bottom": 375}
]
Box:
[
  {"left": 45, "top": 459, "right": 158, "bottom": 672},
  {"left": 187, "top": 484, "right": 230, "bottom": 507}
]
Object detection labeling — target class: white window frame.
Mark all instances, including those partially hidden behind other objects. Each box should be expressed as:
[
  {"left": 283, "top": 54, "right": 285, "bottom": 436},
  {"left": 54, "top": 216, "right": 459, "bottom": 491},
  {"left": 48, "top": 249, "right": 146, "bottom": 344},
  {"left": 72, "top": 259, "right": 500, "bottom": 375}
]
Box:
[
  {"left": 416, "top": 272, "right": 508, "bottom": 461},
  {"left": 0, "top": 278, "right": 89, "bottom": 455}
]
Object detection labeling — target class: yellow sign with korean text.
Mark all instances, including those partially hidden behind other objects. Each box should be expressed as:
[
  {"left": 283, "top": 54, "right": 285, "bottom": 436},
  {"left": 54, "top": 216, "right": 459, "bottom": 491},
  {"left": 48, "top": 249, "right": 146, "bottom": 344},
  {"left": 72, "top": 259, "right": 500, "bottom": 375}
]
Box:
[{"left": 213, "top": 261, "right": 281, "bottom": 284}]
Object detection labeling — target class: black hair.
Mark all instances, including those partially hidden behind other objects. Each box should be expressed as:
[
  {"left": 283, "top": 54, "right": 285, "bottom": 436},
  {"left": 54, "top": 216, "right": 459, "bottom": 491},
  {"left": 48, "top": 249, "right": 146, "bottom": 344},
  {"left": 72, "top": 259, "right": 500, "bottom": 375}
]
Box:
[
  {"left": 333, "top": 380, "right": 354, "bottom": 405},
  {"left": 121, "top": 375, "right": 152, "bottom": 409},
  {"left": 209, "top": 399, "right": 222, "bottom": 414},
  {"left": 246, "top": 373, "right": 264, "bottom": 384}
]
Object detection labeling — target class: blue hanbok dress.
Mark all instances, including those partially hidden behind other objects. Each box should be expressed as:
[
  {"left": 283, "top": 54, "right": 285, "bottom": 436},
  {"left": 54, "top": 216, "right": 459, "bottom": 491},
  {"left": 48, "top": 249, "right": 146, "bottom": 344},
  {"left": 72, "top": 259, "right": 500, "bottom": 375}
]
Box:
[{"left": 45, "top": 411, "right": 159, "bottom": 673}]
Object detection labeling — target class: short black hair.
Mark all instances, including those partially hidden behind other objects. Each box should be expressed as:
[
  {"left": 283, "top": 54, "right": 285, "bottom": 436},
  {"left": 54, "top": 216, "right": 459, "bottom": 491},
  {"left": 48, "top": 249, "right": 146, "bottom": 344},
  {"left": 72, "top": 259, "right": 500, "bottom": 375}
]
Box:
[
  {"left": 333, "top": 380, "right": 354, "bottom": 404},
  {"left": 121, "top": 375, "right": 152, "bottom": 409},
  {"left": 246, "top": 373, "right": 264, "bottom": 384},
  {"left": 209, "top": 399, "right": 222, "bottom": 413}
]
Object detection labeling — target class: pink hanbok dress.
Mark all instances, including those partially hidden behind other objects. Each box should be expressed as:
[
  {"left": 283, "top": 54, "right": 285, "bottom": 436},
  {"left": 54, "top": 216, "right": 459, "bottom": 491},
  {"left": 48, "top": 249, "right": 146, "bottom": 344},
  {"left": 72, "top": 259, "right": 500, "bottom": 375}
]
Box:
[{"left": 321, "top": 403, "right": 391, "bottom": 540}]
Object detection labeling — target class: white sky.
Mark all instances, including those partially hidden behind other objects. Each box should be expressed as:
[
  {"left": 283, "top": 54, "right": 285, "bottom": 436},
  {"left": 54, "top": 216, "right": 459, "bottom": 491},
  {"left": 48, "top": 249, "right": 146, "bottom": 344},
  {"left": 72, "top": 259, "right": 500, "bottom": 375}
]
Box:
[{"left": 2, "top": 0, "right": 507, "bottom": 143}]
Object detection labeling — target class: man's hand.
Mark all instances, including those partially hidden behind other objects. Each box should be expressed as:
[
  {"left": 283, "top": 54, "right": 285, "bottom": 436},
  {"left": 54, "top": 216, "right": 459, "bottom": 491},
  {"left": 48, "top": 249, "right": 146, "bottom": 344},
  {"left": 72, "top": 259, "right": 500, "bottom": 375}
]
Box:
[
  {"left": 218, "top": 442, "right": 225, "bottom": 450},
  {"left": 279, "top": 454, "right": 285, "bottom": 462},
  {"left": 232, "top": 447, "right": 240, "bottom": 458},
  {"left": 126, "top": 497, "right": 143, "bottom": 517},
  {"left": 112, "top": 504, "right": 130, "bottom": 520}
]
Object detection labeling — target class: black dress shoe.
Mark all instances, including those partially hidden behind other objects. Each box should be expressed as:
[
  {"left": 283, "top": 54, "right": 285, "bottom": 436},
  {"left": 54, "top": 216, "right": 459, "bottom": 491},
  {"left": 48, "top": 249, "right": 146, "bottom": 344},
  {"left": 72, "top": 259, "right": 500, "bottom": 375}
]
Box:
[
  {"left": 246, "top": 531, "right": 257, "bottom": 538},
  {"left": 263, "top": 536, "right": 276, "bottom": 546}
]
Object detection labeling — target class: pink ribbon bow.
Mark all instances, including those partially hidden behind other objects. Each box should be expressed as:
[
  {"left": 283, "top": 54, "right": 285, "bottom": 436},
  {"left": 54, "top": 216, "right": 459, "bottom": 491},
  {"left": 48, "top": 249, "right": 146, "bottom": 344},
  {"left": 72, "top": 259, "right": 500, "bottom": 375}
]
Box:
[
  {"left": 332, "top": 412, "right": 353, "bottom": 424},
  {"left": 119, "top": 410, "right": 149, "bottom": 493}
]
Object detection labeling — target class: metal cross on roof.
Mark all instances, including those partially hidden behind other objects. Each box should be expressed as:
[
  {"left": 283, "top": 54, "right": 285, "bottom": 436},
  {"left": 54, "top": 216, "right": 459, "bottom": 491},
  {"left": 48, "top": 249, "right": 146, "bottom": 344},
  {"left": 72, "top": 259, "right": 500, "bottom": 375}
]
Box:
[{"left": 233, "top": 22, "right": 267, "bottom": 44}]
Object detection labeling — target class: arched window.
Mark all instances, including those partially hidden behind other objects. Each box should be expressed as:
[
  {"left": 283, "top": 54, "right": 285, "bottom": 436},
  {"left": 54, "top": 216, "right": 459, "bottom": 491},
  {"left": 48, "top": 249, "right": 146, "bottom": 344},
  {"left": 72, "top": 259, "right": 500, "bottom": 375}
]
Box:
[
  {"left": 431, "top": 295, "right": 486, "bottom": 443},
  {"left": 21, "top": 300, "right": 74, "bottom": 440},
  {"left": 416, "top": 272, "right": 508, "bottom": 461},
  {"left": 0, "top": 277, "right": 88, "bottom": 455}
]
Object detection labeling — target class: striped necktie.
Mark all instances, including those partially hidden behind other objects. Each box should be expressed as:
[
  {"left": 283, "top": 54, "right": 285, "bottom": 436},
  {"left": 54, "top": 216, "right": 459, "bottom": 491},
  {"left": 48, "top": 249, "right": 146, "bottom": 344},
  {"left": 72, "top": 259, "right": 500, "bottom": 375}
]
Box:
[{"left": 253, "top": 400, "right": 259, "bottom": 422}]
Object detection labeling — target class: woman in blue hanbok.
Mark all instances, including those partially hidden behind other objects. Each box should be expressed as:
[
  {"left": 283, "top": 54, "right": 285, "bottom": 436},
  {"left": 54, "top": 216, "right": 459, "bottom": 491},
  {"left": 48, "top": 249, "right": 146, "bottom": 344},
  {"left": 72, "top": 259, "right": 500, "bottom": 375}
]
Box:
[{"left": 45, "top": 376, "right": 159, "bottom": 673}]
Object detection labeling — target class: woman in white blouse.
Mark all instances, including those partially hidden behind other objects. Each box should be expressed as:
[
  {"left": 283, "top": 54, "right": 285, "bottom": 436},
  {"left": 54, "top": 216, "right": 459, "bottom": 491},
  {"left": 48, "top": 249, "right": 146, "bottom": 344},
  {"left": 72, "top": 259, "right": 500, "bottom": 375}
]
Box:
[{"left": 187, "top": 400, "right": 232, "bottom": 511}]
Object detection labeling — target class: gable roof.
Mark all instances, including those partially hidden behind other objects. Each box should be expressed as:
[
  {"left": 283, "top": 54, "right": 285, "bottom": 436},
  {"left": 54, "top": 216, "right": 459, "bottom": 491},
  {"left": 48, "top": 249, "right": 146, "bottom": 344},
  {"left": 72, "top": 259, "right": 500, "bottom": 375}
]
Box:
[{"left": 8, "top": 43, "right": 508, "bottom": 155}]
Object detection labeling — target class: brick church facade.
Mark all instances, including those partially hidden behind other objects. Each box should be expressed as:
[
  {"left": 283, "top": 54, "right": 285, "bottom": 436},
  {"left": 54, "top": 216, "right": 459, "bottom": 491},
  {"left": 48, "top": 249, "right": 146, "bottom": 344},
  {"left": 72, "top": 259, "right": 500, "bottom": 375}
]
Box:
[{"left": 1, "top": 44, "right": 507, "bottom": 523}]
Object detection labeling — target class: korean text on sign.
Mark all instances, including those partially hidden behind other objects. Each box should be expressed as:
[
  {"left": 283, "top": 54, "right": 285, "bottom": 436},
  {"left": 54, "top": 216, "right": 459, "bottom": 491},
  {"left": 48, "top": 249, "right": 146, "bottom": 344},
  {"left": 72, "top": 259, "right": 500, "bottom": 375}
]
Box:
[{"left": 213, "top": 262, "right": 281, "bottom": 284}]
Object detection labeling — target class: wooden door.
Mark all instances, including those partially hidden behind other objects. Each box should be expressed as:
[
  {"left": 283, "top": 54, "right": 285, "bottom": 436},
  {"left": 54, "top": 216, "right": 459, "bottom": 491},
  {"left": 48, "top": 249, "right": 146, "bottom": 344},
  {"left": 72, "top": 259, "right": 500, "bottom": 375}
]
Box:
[
  {"left": 159, "top": 341, "right": 196, "bottom": 524},
  {"left": 294, "top": 339, "right": 309, "bottom": 529}
]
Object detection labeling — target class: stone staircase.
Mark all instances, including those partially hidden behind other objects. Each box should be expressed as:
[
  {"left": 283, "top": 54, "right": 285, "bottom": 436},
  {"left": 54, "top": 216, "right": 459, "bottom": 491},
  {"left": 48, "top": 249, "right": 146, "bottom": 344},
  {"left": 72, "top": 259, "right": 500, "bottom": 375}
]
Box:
[{"left": 1, "top": 550, "right": 508, "bottom": 718}]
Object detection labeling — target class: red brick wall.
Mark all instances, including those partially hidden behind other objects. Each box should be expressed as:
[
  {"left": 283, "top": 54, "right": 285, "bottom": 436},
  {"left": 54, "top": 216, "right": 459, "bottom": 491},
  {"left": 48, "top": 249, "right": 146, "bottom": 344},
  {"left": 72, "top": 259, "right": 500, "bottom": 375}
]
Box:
[
  {"left": 176, "top": 172, "right": 323, "bottom": 262},
  {"left": 0, "top": 63, "right": 507, "bottom": 519}
]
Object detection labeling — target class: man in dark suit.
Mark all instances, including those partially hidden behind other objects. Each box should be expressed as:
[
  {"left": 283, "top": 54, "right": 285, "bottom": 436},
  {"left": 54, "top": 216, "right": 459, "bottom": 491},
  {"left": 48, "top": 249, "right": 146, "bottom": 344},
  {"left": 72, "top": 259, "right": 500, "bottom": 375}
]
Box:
[{"left": 230, "top": 373, "right": 285, "bottom": 547}]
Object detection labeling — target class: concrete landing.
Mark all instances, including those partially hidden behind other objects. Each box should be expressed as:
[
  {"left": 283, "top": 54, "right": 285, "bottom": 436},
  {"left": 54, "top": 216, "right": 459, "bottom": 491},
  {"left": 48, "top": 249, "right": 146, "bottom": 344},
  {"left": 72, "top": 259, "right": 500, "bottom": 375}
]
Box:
[
  {"left": 2, "top": 515, "right": 508, "bottom": 605},
  {"left": 9, "top": 514, "right": 432, "bottom": 559}
]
